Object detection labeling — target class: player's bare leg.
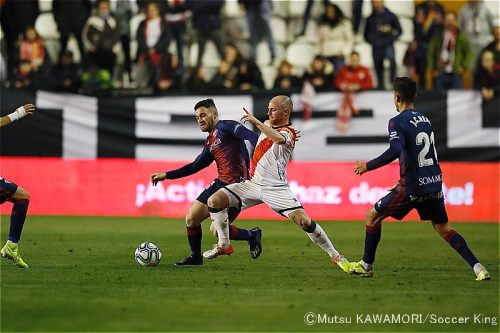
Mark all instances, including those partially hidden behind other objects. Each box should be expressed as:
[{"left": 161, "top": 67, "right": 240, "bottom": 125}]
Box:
[
  {"left": 1, "top": 186, "right": 30, "bottom": 268},
  {"left": 432, "top": 222, "right": 490, "bottom": 281},
  {"left": 175, "top": 201, "right": 208, "bottom": 266},
  {"left": 204, "top": 190, "right": 233, "bottom": 259},
  {"left": 288, "top": 209, "right": 350, "bottom": 273}
]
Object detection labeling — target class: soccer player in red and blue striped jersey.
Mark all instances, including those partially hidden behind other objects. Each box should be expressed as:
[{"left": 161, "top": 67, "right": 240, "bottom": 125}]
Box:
[{"left": 151, "top": 99, "right": 262, "bottom": 265}]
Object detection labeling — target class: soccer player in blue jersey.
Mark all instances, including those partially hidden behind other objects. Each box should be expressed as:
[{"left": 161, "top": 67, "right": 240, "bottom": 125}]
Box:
[
  {"left": 350, "top": 77, "right": 490, "bottom": 281},
  {"left": 150, "top": 98, "right": 262, "bottom": 266},
  {"left": 0, "top": 103, "right": 36, "bottom": 268}
]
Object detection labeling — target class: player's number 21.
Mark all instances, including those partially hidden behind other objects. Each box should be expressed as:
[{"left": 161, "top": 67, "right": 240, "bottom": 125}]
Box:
[{"left": 416, "top": 131, "right": 439, "bottom": 167}]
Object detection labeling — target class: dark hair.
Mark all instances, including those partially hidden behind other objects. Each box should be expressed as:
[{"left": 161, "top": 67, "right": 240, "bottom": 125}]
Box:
[
  {"left": 194, "top": 98, "right": 216, "bottom": 111},
  {"left": 321, "top": 3, "right": 344, "bottom": 28},
  {"left": 393, "top": 77, "right": 417, "bottom": 103},
  {"left": 96, "top": 0, "right": 110, "bottom": 6},
  {"left": 351, "top": 51, "right": 360, "bottom": 57}
]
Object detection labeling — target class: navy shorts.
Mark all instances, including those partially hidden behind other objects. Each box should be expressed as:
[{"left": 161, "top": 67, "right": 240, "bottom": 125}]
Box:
[
  {"left": 0, "top": 177, "right": 18, "bottom": 204},
  {"left": 197, "top": 178, "right": 241, "bottom": 222},
  {"left": 375, "top": 188, "right": 448, "bottom": 223}
]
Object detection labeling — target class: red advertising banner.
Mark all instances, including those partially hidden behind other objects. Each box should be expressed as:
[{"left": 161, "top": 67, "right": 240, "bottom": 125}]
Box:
[{"left": 0, "top": 157, "right": 498, "bottom": 222}]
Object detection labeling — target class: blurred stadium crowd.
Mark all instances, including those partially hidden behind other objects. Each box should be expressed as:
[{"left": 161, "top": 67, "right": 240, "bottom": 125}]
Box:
[{"left": 0, "top": 0, "right": 498, "bottom": 97}]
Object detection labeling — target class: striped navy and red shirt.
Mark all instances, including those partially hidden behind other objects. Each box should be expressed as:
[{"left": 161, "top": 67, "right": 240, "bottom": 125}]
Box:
[{"left": 166, "top": 120, "right": 258, "bottom": 184}]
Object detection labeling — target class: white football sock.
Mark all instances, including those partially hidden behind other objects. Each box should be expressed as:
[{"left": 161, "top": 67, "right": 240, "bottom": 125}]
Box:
[
  {"left": 306, "top": 222, "right": 340, "bottom": 259},
  {"left": 473, "top": 263, "right": 485, "bottom": 274},
  {"left": 361, "top": 260, "right": 373, "bottom": 271},
  {"left": 209, "top": 208, "right": 230, "bottom": 249}
]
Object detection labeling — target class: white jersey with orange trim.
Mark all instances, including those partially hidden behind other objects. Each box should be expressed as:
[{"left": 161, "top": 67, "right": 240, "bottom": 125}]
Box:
[{"left": 250, "top": 123, "right": 296, "bottom": 187}]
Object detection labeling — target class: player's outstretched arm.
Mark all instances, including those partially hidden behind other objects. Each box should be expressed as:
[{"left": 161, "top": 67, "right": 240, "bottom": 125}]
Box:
[
  {"left": 0, "top": 104, "right": 36, "bottom": 128},
  {"left": 241, "top": 108, "right": 286, "bottom": 144},
  {"left": 151, "top": 147, "right": 214, "bottom": 186},
  {"left": 354, "top": 161, "right": 368, "bottom": 175}
]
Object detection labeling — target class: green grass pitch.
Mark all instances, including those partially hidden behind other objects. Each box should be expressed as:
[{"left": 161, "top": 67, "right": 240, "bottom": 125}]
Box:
[{"left": 1, "top": 216, "right": 498, "bottom": 332}]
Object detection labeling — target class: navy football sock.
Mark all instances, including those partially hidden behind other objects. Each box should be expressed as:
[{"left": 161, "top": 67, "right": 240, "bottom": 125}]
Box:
[
  {"left": 8, "top": 200, "right": 29, "bottom": 243},
  {"left": 445, "top": 230, "right": 479, "bottom": 268},
  {"left": 362, "top": 224, "right": 381, "bottom": 265},
  {"left": 229, "top": 225, "right": 253, "bottom": 241},
  {"left": 186, "top": 226, "right": 202, "bottom": 257}
]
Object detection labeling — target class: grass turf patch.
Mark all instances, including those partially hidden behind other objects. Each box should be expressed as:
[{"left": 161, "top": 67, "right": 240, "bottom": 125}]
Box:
[{"left": 1, "top": 216, "right": 498, "bottom": 332}]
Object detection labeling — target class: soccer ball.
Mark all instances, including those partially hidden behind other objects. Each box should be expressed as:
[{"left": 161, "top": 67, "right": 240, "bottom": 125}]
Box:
[{"left": 134, "top": 242, "right": 162, "bottom": 267}]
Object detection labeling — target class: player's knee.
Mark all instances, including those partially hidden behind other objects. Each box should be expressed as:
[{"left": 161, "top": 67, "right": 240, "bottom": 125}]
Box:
[
  {"left": 184, "top": 214, "right": 200, "bottom": 228},
  {"left": 433, "top": 222, "right": 451, "bottom": 239},
  {"left": 290, "top": 211, "right": 311, "bottom": 230},
  {"left": 365, "top": 209, "right": 377, "bottom": 225},
  {"left": 207, "top": 192, "right": 227, "bottom": 210},
  {"left": 14, "top": 187, "right": 30, "bottom": 202}
]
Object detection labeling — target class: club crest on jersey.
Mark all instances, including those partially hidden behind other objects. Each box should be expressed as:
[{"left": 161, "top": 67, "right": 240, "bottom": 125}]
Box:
[{"left": 209, "top": 138, "right": 221, "bottom": 152}]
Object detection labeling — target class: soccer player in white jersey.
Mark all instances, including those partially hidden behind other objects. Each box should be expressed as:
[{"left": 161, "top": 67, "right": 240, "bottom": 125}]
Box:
[
  {"left": 203, "top": 95, "right": 350, "bottom": 273},
  {"left": 0, "top": 104, "right": 36, "bottom": 268}
]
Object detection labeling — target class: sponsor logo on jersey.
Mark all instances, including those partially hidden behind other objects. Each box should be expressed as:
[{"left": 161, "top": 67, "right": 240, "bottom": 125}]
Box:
[
  {"left": 418, "top": 174, "right": 442, "bottom": 186},
  {"left": 389, "top": 131, "right": 399, "bottom": 140}
]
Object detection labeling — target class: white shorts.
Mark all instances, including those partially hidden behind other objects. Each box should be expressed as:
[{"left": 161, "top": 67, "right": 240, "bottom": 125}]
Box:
[{"left": 221, "top": 180, "right": 303, "bottom": 218}]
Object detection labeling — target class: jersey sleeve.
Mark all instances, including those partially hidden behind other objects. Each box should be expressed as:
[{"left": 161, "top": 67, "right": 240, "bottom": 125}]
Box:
[
  {"left": 278, "top": 127, "right": 295, "bottom": 147},
  {"left": 366, "top": 120, "right": 404, "bottom": 170},
  {"left": 220, "top": 120, "right": 259, "bottom": 147},
  {"left": 165, "top": 145, "right": 214, "bottom": 179}
]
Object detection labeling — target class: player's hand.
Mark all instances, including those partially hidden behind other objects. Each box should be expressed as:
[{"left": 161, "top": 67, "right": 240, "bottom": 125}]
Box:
[
  {"left": 240, "top": 107, "right": 259, "bottom": 125},
  {"left": 22, "top": 104, "right": 36, "bottom": 115},
  {"left": 150, "top": 172, "right": 167, "bottom": 186},
  {"left": 354, "top": 160, "right": 368, "bottom": 175}
]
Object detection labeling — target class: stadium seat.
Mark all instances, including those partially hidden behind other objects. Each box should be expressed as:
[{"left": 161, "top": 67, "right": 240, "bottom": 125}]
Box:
[
  {"left": 271, "top": 16, "right": 288, "bottom": 44},
  {"left": 66, "top": 36, "right": 82, "bottom": 63},
  {"left": 38, "top": 0, "right": 53, "bottom": 12},
  {"left": 352, "top": 42, "right": 373, "bottom": 69},
  {"left": 130, "top": 40, "right": 138, "bottom": 63},
  {"left": 334, "top": 1, "right": 352, "bottom": 19},
  {"left": 385, "top": 0, "right": 414, "bottom": 18},
  {"left": 286, "top": 41, "right": 318, "bottom": 70},
  {"left": 35, "top": 13, "right": 59, "bottom": 39},
  {"left": 271, "top": 0, "right": 289, "bottom": 19},
  {"left": 361, "top": 0, "right": 373, "bottom": 17},
  {"left": 256, "top": 42, "right": 285, "bottom": 67},
  {"left": 287, "top": 0, "right": 308, "bottom": 18},
  {"left": 224, "top": 17, "right": 250, "bottom": 41},
  {"left": 260, "top": 65, "right": 277, "bottom": 90},
  {"left": 223, "top": 0, "right": 244, "bottom": 18},
  {"left": 399, "top": 17, "right": 414, "bottom": 43},
  {"left": 290, "top": 19, "right": 319, "bottom": 44},
  {"left": 483, "top": 2, "right": 499, "bottom": 20},
  {"left": 394, "top": 41, "right": 409, "bottom": 76},
  {"left": 188, "top": 41, "right": 222, "bottom": 68},
  {"left": 129, "top": 13, "right": 146, "bottom": 40}
]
